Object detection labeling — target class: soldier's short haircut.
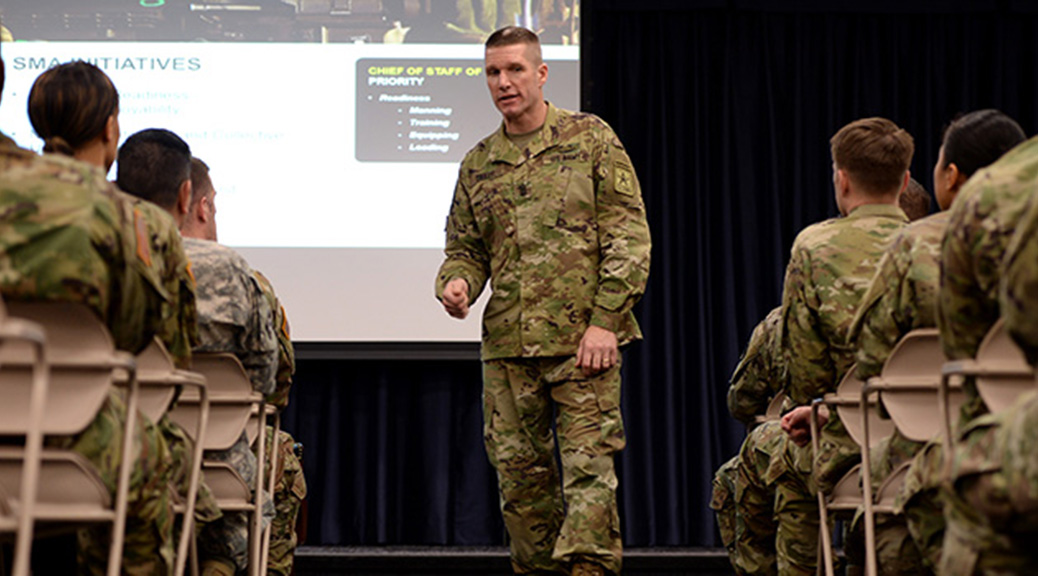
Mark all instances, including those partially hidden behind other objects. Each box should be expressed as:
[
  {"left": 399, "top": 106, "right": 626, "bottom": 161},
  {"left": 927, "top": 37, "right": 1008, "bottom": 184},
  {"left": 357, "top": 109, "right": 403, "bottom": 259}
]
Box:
[
  {"left": 485, "top": 26, "right": 542, "bottom": 64},
  {"left": 899, "top": 177, "right": 931, "bottom": 222},
  {"left": 116, "top": 129, "right": 192, "bottom": 210},
  {"left": 28, "top": 61, "right": 118, "bottom": 157},
  {"left": 940, "top": 109, "right": 1025, "bottom": 179},
  {"left": 830, "top": 117, "right": 914, "bottom": 196},
  {"left": 190, "top": 156, "right": 213, "bottom": 208}
]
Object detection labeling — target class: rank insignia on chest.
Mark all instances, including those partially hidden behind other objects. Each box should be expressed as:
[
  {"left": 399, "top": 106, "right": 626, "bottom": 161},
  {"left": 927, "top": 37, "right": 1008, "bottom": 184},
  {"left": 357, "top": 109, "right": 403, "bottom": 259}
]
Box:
[{"left": 615, "top": 161, "right": 635, "bottom": 196}]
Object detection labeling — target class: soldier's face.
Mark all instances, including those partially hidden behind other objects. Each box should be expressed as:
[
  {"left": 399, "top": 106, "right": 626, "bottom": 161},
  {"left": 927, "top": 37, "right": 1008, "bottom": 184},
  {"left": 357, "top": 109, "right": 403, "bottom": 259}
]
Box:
[{"left": 484, "top": 43, "right": 547, "bottom": 125}]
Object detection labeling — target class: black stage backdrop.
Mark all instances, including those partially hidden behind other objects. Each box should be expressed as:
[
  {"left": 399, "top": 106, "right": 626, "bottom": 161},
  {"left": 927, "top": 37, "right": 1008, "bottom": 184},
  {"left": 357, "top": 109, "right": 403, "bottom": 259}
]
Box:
[{"left": 281, "top": 0, "right": 1038, "bottom": 548}]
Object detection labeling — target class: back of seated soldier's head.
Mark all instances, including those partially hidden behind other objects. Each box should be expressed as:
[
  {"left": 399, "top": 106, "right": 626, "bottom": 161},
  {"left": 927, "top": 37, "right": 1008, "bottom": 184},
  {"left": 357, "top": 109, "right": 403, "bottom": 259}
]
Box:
[
  {"left": 28, "top": 61, "right": 119, "bottom": 162},
  {"left": 899, "top": 177, "right": 931, "bottom": 222},
  {"left": 116, "top": 128, "right": 191, "bottom": 213},
  {"left": 830, "top": 117, "right": 914, "bottom": 197}
]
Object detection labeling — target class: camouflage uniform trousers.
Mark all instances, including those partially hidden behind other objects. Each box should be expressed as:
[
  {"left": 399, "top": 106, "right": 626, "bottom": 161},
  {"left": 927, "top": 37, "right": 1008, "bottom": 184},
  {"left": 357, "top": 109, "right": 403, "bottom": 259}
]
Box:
[
  {"left": 710, "top": 456, "right": 742, "bottom": 570},
  {"left": 939, "top": 392, "right": 1038, "bottom": 575},
  {"left": 715, "top": 420, "right": 784, "bottom": 576},
  {"left": 769, "top": 433, "right": 819, "bottom": 576},
  {"left": 264, "top": 426, "right": 307, "bottom": 576},
  {"left": 157, "top": 416, "right": 222, "bottom": 533},
  {"left": 198, "top": 431, "right": 276, "bottom": 571},
  {"left": 483, "top": 356, "right": 625, "bottom": 575},
  {"left": 53, "top": 390, "right": 174, "bottom": 576}
]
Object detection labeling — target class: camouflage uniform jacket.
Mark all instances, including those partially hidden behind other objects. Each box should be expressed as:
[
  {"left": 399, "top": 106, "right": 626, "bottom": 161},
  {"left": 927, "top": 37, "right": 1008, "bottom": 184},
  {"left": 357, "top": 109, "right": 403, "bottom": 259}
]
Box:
[
  {"left": 1000, "top": 192, "right": 1038, "bottom": 367},
  {"left": 780, "top": 203, "right": 908, "bottom": 405},
  {"left": 850, "top": 211, "right": 949, "bottom": 380},
  {"left": 0, "top": 132, "right": 172, "bottom": 353},
  {"left": 727, "top": 306, "right": 786, "bottom": 426},
  {"left": 435, "top": 103, "right": 651, "bottom": 360},
  {"left": 184, "top": 237, "right": 277, "bottom": 395},
  {"left": 254, "top": 269, "right": 295, "bottom": 408},
  {"left": 939, "top": 135, "right": 1038, "bottom": 362}
]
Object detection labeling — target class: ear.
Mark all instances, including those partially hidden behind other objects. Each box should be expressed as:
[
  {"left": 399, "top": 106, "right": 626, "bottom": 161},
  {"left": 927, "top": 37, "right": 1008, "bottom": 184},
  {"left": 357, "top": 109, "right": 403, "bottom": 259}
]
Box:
[
  {"left": 836, "top": 168, "right": 851, "bottom": 195},
  {"left": 947, "top": 162, "right": 967, "bottom": 193},
  {"left": 900, "top": 170, "right": 910, "bottom": 195},
  {"left": 537, "top": 62, "right": 548, "bottom": 89},
  {"left": 197, "top": 195, "right": 211, "bottom": 224},
  {"left": 103, "top": 114, "right": 118, "bottom": 144},
  {"left": 176, "top": 180, "right": 192, "bottom": 217}
]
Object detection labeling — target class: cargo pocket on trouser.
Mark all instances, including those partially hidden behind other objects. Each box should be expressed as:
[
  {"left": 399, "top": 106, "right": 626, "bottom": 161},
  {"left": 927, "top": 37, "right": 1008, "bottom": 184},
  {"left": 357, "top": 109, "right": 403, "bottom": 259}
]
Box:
[
  {"left": 710, "top": 456, "right": 739, "bottom": 552},
  {"left": 589, "top": 361, "right": 625, "bottom": 454}
]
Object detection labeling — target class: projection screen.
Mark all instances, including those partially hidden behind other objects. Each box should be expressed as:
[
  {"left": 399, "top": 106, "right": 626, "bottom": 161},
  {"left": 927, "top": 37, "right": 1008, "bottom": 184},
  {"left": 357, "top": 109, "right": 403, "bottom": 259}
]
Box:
[{"left": 0, "top": 0, "right": 581, "bottom": 343}]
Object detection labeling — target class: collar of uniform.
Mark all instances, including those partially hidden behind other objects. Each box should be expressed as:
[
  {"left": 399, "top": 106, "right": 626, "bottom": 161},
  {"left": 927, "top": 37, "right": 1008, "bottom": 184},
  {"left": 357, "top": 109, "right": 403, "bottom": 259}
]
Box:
[
  {"left": 845, "top": 202, "right": 908, "bottom": 223},
  {"left": 485, "top": 102, "right": 561, "bottom": 166}
]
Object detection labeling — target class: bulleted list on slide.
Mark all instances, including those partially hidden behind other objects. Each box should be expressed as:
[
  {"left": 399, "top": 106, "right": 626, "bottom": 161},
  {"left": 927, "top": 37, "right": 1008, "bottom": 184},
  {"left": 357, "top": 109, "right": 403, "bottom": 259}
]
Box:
[{"left": 355, "top": 58, "right": 578, "bottom": 162}]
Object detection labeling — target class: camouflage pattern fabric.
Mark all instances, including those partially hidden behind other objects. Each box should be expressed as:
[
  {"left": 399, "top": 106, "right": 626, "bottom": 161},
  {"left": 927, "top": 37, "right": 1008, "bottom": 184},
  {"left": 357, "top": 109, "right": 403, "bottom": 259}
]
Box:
[
  {"left": 0, "top": 133, "right": 184, "bottom": 574},
  {"left": 710, "top": 456, "right": 740, "bottom": 566},
  {"left": 185, "top": 237, "right": 278, "bottom": 571},
  {"left": 265, "top": 427, "right": 307, "bottom": 576},
  {"left": 253, "top": 269, "right": 295, "bottom": 409},
  {"left": 941, "top": 392, "right": 1038, "bottom": 575},
  {"left": 939, "top": 135, "right": 1038, "bottom": 423},
  {"left": 1000, "top": 191, "right": 1038, "bottom": 367},
  {"left": 770, "top": 435, "right": 819, "bottom": 576},
  {"left": 734, "top": 420, "right": 784, "bottom": 576},
  {"left": 184, "top": 237, "right": 277, "bottom": 396},
  {"left": 727, "top": 307, "right": 786, "bottom": 427},
  {"left": 435, "top": 103, "right": 651, "bottom": 360},
  {"left": 779, "top": 203, "right": 907, "bottom": 494},
  {"left": 483, "top": 356, "right": 624, "bottom": 575}
]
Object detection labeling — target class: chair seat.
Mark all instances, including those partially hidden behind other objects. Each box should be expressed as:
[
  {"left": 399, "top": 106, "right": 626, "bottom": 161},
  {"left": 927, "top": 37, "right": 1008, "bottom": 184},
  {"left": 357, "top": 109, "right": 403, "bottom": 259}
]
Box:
[{"left": 827, "top": 464, "right": 862, "bottom": 513}]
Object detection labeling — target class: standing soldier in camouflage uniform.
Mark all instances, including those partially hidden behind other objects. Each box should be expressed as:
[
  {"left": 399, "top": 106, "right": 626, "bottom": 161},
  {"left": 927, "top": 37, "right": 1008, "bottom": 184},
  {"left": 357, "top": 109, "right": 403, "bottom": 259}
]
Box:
[
  {"left": 117, "top": 130, "right": 277, "bottom": 576},
  {"left": 932, "top": 135, "right": 1038, "bottom": 576},
  {"left": 773, "top": 117, "right": 913, "bottom": 575},
  {"left": 183, "top": 158, "right": 307, "bottom": 576},
  {"left": 0, "top": 57, "right": 183, "bottom": 575},
  {"left": 847, "top": 110, "right": 1025, "bottom": 574},
  {"left": 435, "top": 26, "right": 650, "bottom": 576}
]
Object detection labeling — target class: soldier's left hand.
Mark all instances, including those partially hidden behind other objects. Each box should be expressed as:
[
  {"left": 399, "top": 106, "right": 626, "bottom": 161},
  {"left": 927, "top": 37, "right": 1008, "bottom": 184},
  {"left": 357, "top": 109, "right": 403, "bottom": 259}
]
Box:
[{"left": 576, "top": 325, "right": 619, "bottom": 376}]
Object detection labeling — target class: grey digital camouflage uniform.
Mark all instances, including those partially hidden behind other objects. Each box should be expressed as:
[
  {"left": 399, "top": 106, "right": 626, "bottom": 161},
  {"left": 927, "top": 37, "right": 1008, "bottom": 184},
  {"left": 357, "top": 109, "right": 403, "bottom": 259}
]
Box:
[
  {"left": 185, "top": 237, "right": 277, "bottom": 571},
  {"left": 0, "top": 133, "right": 179, "bottom": 575},
  {"left": 847, "top": 211, "right": 949, "bottom": 574},
  {"left": 939, "top": 135, "right": 1038, "bottom": 424},
  {"left": 436, "top": 103, "right": 650, "bottom": 575},
  {"left": 775, "top": 203, "right": 908, "bottom": 575}
]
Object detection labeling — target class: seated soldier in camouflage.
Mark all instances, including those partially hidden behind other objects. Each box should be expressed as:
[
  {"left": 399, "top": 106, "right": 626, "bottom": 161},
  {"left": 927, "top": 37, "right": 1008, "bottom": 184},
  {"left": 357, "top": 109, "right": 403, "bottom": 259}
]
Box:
[
  {"left": 774, "top": 117, "right": 913, "bottom": 575},
  {"left": 929, "top": 151, "right": 1038, "bottom": 576},
  {"left": 0, "top": 57, "right": 183, "bottom": 575},
  {"left": 183, "top": 158, "right": 307, "bottom": 576},
  {"left": 116, "top": 129, "right": 278, "bottom": 576},
  {"left": 710, "top": 307, "right": 785, "bottom": 576},
  {"left": 846, "top": 110, "right": 1025, "bottom": 575}
]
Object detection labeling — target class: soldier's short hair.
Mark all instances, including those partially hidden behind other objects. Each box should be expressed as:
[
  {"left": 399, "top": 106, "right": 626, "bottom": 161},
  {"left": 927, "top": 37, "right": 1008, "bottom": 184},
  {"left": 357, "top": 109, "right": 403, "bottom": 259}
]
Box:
[
  {"left": 830, "top": 117, "right": 914, "bottom": 196},
  {"left": 116, "top": 129, "right": 191, "bottom": 210},
  {"left": 485, "top": 26, "right": 542, "bottom": 64},
  {"left": 899, "top": 177, "right": 931, "bottom": 221},
  {"left": 190, "top": 156, "right": 213, "bottom": 208},
  {"left": 28, "top": 61, "right": 118, "bottom": 157},
  {"left": 940, "top": 109, "right": 1025, "bottom": 179}
]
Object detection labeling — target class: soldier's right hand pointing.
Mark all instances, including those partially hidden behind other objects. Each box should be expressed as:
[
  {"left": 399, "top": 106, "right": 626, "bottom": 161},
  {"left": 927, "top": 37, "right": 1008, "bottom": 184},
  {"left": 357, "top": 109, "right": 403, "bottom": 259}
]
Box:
[{"left": 442, "top": 278, "right": 470, "bottom": 319}]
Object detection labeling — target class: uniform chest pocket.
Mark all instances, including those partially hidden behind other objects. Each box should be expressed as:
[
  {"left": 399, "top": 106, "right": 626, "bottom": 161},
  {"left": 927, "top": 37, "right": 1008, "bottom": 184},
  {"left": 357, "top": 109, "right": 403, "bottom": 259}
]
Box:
[{"left": 555, "top": 167, "right": 596, "bottom": 233}]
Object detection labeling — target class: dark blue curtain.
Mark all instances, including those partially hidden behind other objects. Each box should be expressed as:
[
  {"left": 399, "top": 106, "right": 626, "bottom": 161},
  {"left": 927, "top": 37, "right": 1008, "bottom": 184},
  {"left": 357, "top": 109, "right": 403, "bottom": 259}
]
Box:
[{"left": 283, "top": 0, "right": 1038, "bottom": 549}]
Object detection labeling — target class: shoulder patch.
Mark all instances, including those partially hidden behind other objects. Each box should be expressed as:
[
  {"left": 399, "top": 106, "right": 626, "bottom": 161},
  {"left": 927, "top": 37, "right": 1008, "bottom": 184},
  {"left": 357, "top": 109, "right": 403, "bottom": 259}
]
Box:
[
  {"left": 133, "top": 208, "right": 153, "bottom": 267},
  {"left": 614, "top": 160, "right": 635, "bottom": 196}
]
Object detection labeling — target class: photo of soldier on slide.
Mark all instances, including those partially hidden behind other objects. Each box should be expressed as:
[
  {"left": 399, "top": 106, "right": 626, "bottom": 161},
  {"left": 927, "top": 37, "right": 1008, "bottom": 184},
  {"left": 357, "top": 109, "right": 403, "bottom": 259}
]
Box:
[{"left": 0, "top": 0, "right": 579, "bottom": 45}]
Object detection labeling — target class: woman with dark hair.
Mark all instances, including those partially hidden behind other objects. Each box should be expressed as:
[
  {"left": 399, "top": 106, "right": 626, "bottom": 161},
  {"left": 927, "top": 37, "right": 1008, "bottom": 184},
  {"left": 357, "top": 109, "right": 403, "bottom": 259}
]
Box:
[
  {"left": 28, "top": 60, "right": 121, "bottom": 171},
  {"left": 846, "top": 109, "right": 1025, "bottom": 576}
]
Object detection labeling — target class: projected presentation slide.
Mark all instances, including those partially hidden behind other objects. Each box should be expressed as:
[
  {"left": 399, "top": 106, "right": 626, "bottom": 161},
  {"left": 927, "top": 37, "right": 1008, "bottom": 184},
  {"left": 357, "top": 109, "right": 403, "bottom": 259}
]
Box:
[{"left": 0, "top": 1, "right": 581, "bottom": 342}]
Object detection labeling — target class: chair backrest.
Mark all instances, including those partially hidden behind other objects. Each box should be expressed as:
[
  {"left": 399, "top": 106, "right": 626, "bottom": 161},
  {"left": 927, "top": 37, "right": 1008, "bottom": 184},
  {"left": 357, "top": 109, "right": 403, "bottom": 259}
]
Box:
[
  {"left": 974, "top": 319, "right": 1035, "bottom": 413},
  {"left": 0, "top": 302, "right": 114, "bottom": 435},
  {"left": 134, "top": 338, "right": 180, "bottom": 423},
  {"left": 169, "top": 353, "right": 254, "bottom": 451},
  {"left": 877, "top": 328, "right": 963, "bottom": 442},
  {"left": 834, "top": 367, "right": 895, "bottom": 449}
]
